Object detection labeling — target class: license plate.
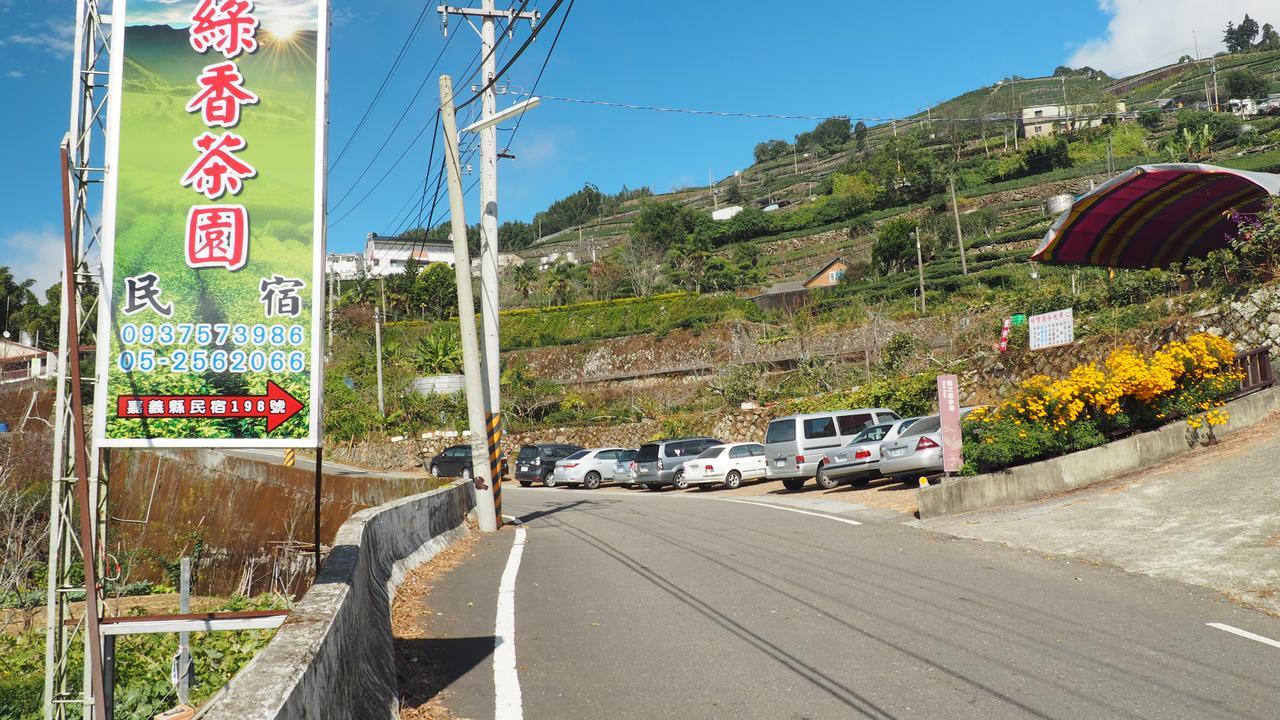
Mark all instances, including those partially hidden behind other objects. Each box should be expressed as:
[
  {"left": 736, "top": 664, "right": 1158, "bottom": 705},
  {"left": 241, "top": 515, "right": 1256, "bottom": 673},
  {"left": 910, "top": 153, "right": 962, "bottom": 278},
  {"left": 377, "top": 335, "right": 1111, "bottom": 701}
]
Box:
[
  {"left": 774, "top": 459, "right": 786, "bottom": 467},
  {"left": 886, "top": 448, "right": 906, "bottom": 458},
  {"left": 834, "top": 454, "right": 847, "bottom": 463},
  {"left": 520, "top": 465, "right": 529, "bottom": 472}
]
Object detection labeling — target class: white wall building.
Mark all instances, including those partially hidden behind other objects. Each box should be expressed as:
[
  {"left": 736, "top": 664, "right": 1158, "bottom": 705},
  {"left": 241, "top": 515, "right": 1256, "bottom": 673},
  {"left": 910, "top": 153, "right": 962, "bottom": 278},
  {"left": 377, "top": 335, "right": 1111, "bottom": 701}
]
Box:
[
  {"left": 365, "top": 234, "right": 455, "bottom": 276},
  {"left": 1022, "top": 101, "right": 1128, "bottom": 138}
]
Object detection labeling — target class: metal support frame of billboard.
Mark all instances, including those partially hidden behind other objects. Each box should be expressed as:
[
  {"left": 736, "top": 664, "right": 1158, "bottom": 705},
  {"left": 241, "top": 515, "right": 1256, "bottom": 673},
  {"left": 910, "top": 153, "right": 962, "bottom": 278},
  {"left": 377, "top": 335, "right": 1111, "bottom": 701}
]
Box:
[{"left": 44, "top": 2, "right": 113, "bottom": 719}]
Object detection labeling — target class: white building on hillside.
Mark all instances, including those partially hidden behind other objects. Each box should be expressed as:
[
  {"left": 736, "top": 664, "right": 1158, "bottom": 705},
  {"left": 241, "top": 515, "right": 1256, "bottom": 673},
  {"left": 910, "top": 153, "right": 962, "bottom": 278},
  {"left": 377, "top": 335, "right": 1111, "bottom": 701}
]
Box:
[
  {"left": 365, "top": 233, "right": 455, "bottom": 276},
  {"left": 1022, "top": 101, "right": 1128, "bottom": 138}
]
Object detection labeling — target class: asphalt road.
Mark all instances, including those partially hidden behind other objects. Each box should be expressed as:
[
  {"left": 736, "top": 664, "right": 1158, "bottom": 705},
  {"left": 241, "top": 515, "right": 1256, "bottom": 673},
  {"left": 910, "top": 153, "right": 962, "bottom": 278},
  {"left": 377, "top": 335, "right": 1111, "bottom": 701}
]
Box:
[
  {"left": 219, "top": 448, "right": 426, "bottom": 478},
  {"left": 404, "top": 486, "right": 1280, "bottom": 720}
]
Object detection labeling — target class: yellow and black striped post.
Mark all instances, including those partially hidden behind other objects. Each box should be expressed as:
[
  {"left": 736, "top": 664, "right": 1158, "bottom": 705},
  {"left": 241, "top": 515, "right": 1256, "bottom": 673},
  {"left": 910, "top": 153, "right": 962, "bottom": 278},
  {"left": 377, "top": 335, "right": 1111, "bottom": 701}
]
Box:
[
  {"left": 486, "top": 412, "right": 505, "bottom": 525},
  {"left": 283, "top": 448, "right": 296, "bottom": 468}
]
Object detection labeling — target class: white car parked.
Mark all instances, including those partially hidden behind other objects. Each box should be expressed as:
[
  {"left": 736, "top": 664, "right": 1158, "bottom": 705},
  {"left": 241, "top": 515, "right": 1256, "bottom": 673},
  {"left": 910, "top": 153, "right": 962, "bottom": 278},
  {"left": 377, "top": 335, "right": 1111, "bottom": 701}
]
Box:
[
  {"left": 549, "top": 447, "right": 628, "bottom": 489},
  {"left": 678, "top": 442, "right": 767, "bottom": 489}
]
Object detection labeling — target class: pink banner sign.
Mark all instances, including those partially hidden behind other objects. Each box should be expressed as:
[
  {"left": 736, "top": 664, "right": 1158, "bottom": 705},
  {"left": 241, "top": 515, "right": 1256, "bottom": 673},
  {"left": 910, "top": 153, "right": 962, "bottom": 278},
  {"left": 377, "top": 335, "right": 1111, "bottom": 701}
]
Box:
[{"left": 937, "top": 374, "right": 963, "bottom": 473}]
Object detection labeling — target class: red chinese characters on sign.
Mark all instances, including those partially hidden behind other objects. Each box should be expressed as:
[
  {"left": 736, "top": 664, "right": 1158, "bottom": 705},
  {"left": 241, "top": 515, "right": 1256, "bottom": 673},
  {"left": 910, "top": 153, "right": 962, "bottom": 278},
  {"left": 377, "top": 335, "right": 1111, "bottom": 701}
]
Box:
[
  {"left": 189, "top": 0, "right": 260, "bottom": 59},
  {"left": 186, "top": 205, "right": 249, "bottom": 270},
  {"left": 186, "top": 61, "right": 258, "bottom": 127},
  {"left": 181, "top": 132, "right": 257, "bottom": 200}
]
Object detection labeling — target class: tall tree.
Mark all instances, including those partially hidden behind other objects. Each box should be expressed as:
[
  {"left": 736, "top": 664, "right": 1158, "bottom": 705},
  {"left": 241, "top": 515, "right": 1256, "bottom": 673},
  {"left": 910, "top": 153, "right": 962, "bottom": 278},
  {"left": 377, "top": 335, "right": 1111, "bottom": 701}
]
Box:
[
  {"left": 854, "top": 121, "right": 868, "bottom": 152},
  {"left": 1225, "top": 69, "right": 1269, "bottom": 100}
]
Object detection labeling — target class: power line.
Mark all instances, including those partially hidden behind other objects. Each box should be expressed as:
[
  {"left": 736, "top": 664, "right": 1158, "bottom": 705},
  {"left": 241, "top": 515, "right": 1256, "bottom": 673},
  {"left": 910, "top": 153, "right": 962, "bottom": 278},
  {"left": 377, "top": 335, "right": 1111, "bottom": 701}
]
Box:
[
  {"left": 328, "top": 38, "right": 469, "bottom": 215},
  {"left": 451, "top": 0, "right": 533, "bottom": 94},
  {"left": 328, "top": 2, "right": 433, "bottom": 171},
  {"left": 457, "top": 0, "right": 569, "bottom": 110},
  {"left": 503, "top": 0, "right": 574, "bottom": 153}
]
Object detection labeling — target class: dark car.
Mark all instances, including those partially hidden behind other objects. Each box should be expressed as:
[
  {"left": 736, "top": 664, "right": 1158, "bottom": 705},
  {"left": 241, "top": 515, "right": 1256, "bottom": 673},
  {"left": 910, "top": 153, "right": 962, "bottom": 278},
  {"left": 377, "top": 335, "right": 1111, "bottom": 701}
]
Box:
[
  {"left": 514, "top": 443, "right": 583, "bottom": 486},
  {"left": 633, "top": 437, "right": 724, "bottom": 490},
  {"left": 426, "top": 444, "right": 476, "bottom": 479}
]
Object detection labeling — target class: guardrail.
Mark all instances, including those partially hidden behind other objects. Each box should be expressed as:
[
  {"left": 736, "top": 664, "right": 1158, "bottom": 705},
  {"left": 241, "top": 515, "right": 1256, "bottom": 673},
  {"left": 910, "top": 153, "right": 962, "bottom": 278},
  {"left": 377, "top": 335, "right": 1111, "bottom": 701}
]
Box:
[{"left": 1233, "top": 347, "right": 1275, "bottom": 399}]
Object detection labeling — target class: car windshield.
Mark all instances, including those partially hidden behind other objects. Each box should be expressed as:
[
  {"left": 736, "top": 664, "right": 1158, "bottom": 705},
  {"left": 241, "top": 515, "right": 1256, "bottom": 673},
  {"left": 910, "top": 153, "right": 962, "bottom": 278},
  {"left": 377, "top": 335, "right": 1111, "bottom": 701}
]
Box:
[
  {"left": 766, "top": 420, "right": 796, "bottom": 443},
  {"left": 849, "top": 424, "right": 891, "bottom": 444},
  {"left": 696, "top": 446, "right": 725, "bottom": 459},
  {"left": 565, "top": 450, "right": 590, "bottom": 460},
  {"left": 517, "top": 446, "right": 539, "bottom": 461},
  {"left": 637, "top": 444, "right": 659, "bottom": 462},
  {"left": 901, "top": 416, "right": 941, "bottom": 437}
]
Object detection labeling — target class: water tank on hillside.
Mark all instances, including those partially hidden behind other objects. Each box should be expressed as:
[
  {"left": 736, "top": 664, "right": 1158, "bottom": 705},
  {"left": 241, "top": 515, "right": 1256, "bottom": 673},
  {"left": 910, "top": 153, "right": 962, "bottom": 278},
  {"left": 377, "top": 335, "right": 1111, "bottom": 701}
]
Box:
[
  {"left": 409, "top": 374, "right": 466, "bottom": 397},
  {"left": 1046, "top": 194, "right": 1074, "bottom": 215}
]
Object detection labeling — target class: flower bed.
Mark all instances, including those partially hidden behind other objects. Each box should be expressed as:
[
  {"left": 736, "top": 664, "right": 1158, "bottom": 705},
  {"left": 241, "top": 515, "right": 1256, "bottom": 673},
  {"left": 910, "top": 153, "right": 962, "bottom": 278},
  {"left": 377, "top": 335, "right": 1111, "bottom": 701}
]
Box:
[{"left": 962, "top": 334, "right": 1242, "bottom": 474}]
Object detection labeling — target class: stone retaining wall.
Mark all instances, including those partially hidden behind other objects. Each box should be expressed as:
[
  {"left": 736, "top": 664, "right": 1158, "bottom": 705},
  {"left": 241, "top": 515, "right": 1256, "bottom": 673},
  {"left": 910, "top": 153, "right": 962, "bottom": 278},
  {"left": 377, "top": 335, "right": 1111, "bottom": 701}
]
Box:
[{"left": 202, "top": 480, "right": 475, "bottom": 720}]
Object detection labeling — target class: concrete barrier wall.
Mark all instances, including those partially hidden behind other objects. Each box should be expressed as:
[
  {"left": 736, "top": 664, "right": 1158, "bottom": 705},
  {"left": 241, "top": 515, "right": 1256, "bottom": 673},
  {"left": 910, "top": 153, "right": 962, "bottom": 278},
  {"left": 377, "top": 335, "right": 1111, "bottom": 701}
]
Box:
[
  {"left": 917, "top": 386, "right": 1280, "bottom": 520},
  {"left": 202, "top": 480, "right": 476, "bottom": 720}
]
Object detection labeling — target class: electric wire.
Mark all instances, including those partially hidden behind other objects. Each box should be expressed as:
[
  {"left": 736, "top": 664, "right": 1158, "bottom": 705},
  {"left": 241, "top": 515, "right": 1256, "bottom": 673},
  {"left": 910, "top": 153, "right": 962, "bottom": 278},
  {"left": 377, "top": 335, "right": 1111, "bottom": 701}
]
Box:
[
  {"left": 456, "top": 0, "right": 567, "bottom": 111},
  {"left": 328, "top": 2, "right": 433, "bottom": 172},
  {"left": 502, "top": 0, "right": 573, "bottom": 154}
]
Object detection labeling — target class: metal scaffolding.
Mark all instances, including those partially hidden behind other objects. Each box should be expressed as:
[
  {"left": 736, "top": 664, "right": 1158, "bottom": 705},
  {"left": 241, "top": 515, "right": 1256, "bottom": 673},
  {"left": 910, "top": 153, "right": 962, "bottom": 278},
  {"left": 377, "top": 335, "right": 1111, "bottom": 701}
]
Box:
[{"left": 43, "top": 1, "right": 113, "bottom": 718}]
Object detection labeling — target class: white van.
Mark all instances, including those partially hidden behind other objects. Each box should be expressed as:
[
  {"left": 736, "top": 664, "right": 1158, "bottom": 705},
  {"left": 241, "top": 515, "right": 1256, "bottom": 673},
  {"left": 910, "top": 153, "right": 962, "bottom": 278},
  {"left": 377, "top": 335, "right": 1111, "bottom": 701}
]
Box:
[{"left": 764, "top": 409, "right": 900, "bottom": 491}]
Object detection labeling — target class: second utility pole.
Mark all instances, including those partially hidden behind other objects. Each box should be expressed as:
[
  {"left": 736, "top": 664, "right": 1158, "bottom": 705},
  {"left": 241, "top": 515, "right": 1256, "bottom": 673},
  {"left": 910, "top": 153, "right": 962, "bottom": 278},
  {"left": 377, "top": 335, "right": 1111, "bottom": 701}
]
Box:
[
  {"left": 440, "top": 74, "right": 497, "bottom": 532},
  {"left": 439, "top": 1, "right": 539, "bottom": 525}
]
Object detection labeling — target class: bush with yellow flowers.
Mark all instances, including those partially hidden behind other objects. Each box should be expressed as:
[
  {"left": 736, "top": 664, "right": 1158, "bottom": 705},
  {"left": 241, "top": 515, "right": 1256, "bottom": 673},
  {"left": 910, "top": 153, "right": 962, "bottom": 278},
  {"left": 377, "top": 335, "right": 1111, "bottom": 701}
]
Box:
[{"left": 962, "top": 333, "right": 1243, "bottom": 474}]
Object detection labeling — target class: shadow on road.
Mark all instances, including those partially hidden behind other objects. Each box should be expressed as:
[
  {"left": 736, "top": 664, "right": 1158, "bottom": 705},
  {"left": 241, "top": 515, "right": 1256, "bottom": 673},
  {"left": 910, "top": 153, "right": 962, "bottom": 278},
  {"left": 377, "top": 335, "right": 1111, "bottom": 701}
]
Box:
[{"left": 396, "top": 635, "right": 498, "bottom": 711}]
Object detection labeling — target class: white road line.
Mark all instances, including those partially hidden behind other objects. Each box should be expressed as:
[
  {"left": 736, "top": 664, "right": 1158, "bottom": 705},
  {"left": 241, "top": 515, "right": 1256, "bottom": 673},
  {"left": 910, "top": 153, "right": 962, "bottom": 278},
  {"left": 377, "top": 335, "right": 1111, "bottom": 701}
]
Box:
[
  {"left": 495, "top": 518, "right": 527, "bottom": 720},
  {"left": 716, "top": 498, "right": 863, "bottom": 526},
  {"left": 1207, "top": 623, "right": 1280, "bottom": 650}
]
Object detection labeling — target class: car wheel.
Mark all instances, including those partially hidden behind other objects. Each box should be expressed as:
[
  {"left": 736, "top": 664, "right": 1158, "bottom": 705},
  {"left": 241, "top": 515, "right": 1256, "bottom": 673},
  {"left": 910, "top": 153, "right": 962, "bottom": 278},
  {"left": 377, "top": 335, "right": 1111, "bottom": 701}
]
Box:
[
  {"left": 460, "top": 467, "right": 471, "bottom": 481},
  {"left": 583, "top": 471, "right": 602, "bottom": 489},
  {"left": 672, "top": 470, "right": 688, "bottom": 490},
  {"left": 781, "top": 477, "right": 806, "bottom": 491},
  {"left": 429, "top": 464, "right": 440, "bottom": 477},
  {"left": 724, "top": 470, "right": 742, "bottom": 490},
  {"left": 544, "top": 474, "right": 559, "bottom": 488},
  {"left": 815, "top": 465, "right": 838, "bottom": 490},
  {"left": 519, "top": 480, "right": 533, "bottom": 488}
]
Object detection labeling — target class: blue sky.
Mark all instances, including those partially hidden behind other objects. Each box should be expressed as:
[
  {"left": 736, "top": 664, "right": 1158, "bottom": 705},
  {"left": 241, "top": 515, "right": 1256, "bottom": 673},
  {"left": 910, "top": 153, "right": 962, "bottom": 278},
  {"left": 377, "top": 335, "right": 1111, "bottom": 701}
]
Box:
[{"left": 0, "top": 0, "right": 1273, "bottom": 288}]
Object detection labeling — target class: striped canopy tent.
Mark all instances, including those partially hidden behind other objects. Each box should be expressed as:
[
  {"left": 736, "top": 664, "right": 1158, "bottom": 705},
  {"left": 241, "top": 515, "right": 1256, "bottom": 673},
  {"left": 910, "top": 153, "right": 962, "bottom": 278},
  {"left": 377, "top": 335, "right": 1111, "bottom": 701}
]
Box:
[{"left": 1030, "top": 164, "right": 1280, "bottom": 268}]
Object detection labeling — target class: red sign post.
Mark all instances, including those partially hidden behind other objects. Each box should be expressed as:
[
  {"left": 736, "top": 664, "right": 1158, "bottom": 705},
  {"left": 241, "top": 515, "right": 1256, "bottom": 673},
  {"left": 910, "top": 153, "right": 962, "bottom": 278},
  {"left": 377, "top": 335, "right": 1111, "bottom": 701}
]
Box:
[{"left": 937, "top": 374, "right": 963, "bottom": 473}]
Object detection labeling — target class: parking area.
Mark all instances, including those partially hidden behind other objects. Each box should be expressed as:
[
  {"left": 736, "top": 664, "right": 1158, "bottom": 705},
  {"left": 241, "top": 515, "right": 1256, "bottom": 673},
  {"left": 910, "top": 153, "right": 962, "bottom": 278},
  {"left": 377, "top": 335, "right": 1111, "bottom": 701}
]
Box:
[
  {"left": 923, "top": 413, "right": 1280, "bottom": 615},
  {"left": 597, "top": 474, "right": 922, "bottom": 516}
]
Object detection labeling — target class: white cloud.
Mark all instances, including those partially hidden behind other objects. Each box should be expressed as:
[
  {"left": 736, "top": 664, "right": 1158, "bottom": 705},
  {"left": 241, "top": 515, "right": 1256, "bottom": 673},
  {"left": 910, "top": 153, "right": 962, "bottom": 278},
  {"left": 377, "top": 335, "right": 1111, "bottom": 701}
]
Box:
[
  {"left": 5, "top": 69, "right": 22, "bottom": 78},
  {"left": 1069, "top": 1, "right": 1276, "bottom": 76},
  {"left": 0, "top": 227, "right": 66, "bottom": 293},
  {"left": 5, "top": 17, "right": 74, "bottom": 56}
]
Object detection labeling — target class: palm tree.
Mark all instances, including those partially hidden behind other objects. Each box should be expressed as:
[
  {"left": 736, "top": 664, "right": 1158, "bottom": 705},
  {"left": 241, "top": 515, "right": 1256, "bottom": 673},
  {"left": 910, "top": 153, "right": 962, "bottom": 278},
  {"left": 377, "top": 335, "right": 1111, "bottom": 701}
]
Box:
[{"left": 511, "top": 261, "right": 537, "bottom": 301}]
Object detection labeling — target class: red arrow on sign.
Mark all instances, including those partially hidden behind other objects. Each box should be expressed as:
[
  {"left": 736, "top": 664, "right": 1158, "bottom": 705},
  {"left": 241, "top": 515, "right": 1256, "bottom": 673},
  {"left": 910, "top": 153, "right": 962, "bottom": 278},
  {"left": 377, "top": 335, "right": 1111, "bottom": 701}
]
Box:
[{"left": 116, "top": 380, "right": 305, "bottom": 432}]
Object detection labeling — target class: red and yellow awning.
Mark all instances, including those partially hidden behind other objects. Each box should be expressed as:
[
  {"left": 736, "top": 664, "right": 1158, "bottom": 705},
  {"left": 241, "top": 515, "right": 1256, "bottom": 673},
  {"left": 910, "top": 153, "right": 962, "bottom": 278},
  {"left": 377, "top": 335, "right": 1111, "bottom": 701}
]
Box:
[{"left": 1030, "top": 164, "right": 1280, "bottom": 268}]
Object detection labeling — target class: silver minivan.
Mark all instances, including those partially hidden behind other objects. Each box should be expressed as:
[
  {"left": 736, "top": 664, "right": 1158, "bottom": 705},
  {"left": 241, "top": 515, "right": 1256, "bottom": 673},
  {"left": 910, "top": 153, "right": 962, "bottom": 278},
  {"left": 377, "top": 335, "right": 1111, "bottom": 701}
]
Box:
[{"left": 764, "top": 409, "right": 900, "bottom": 491}]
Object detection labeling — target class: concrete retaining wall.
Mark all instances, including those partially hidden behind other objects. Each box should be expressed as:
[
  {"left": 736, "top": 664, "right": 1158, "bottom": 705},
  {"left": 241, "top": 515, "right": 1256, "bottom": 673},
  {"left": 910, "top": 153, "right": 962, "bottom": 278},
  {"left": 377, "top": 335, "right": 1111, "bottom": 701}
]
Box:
[
  {"left": 202, "top": 480, "right": 476, "bottom": 720},
  {"left": 917, "top": 386, "right": 1280, "bottom": 520}
]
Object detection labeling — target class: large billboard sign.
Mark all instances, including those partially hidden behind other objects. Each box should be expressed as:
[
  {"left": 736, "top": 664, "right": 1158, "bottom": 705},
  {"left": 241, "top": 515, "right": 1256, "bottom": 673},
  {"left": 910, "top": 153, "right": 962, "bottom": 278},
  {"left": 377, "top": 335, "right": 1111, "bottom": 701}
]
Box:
[{"left": 94, "top": 0, "right": 328, "bottom": 447}]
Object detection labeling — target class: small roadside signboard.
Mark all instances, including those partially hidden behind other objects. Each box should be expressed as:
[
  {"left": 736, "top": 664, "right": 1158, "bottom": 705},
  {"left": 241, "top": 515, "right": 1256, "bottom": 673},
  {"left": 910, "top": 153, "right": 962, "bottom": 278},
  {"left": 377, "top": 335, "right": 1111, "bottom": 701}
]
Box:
[
  {"left": 937, "top": 374, "right": 963, "bottom": 473},
  {"left": 1028, "top": 308, "right": 1074, "bottom": 351},
  {"left": 93, "top": 0, "right": 329, "bottom": 448}
]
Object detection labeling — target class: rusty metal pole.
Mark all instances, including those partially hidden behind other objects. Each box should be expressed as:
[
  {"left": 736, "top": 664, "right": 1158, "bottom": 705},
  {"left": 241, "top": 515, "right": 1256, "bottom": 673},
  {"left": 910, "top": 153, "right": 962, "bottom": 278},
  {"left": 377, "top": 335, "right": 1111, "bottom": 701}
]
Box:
[
  {"left": 314, "top": 446, "right": 323, "bottom": 576},
  {"left": 60, "top": 145, "right": 108, "bottom": 720}
]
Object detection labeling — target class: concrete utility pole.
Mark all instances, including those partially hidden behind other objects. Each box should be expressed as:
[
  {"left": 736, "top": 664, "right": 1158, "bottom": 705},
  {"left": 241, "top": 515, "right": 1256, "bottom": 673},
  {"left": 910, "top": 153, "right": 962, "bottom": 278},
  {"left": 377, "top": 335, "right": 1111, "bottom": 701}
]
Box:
[
  {"left": 439, "top": 1, "right": 539, "bottom": 523},
  {"left": 374, "top": 306, "right": 385, "bottom": 417},
  {"left": 914, "top": 227, "right": 927, "bottom": 315},
  {"left": 949, "top": 177, "right": 968, "bottom": 275},
  {"left": 440, "top": 73, "right": 498, "bottom": 532},
  {"left": 1210, "top": 56, "right": 1220, "bottom": 111},
  {"left": 709, "top": 168, "right": 717, "bottom": 211}
]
